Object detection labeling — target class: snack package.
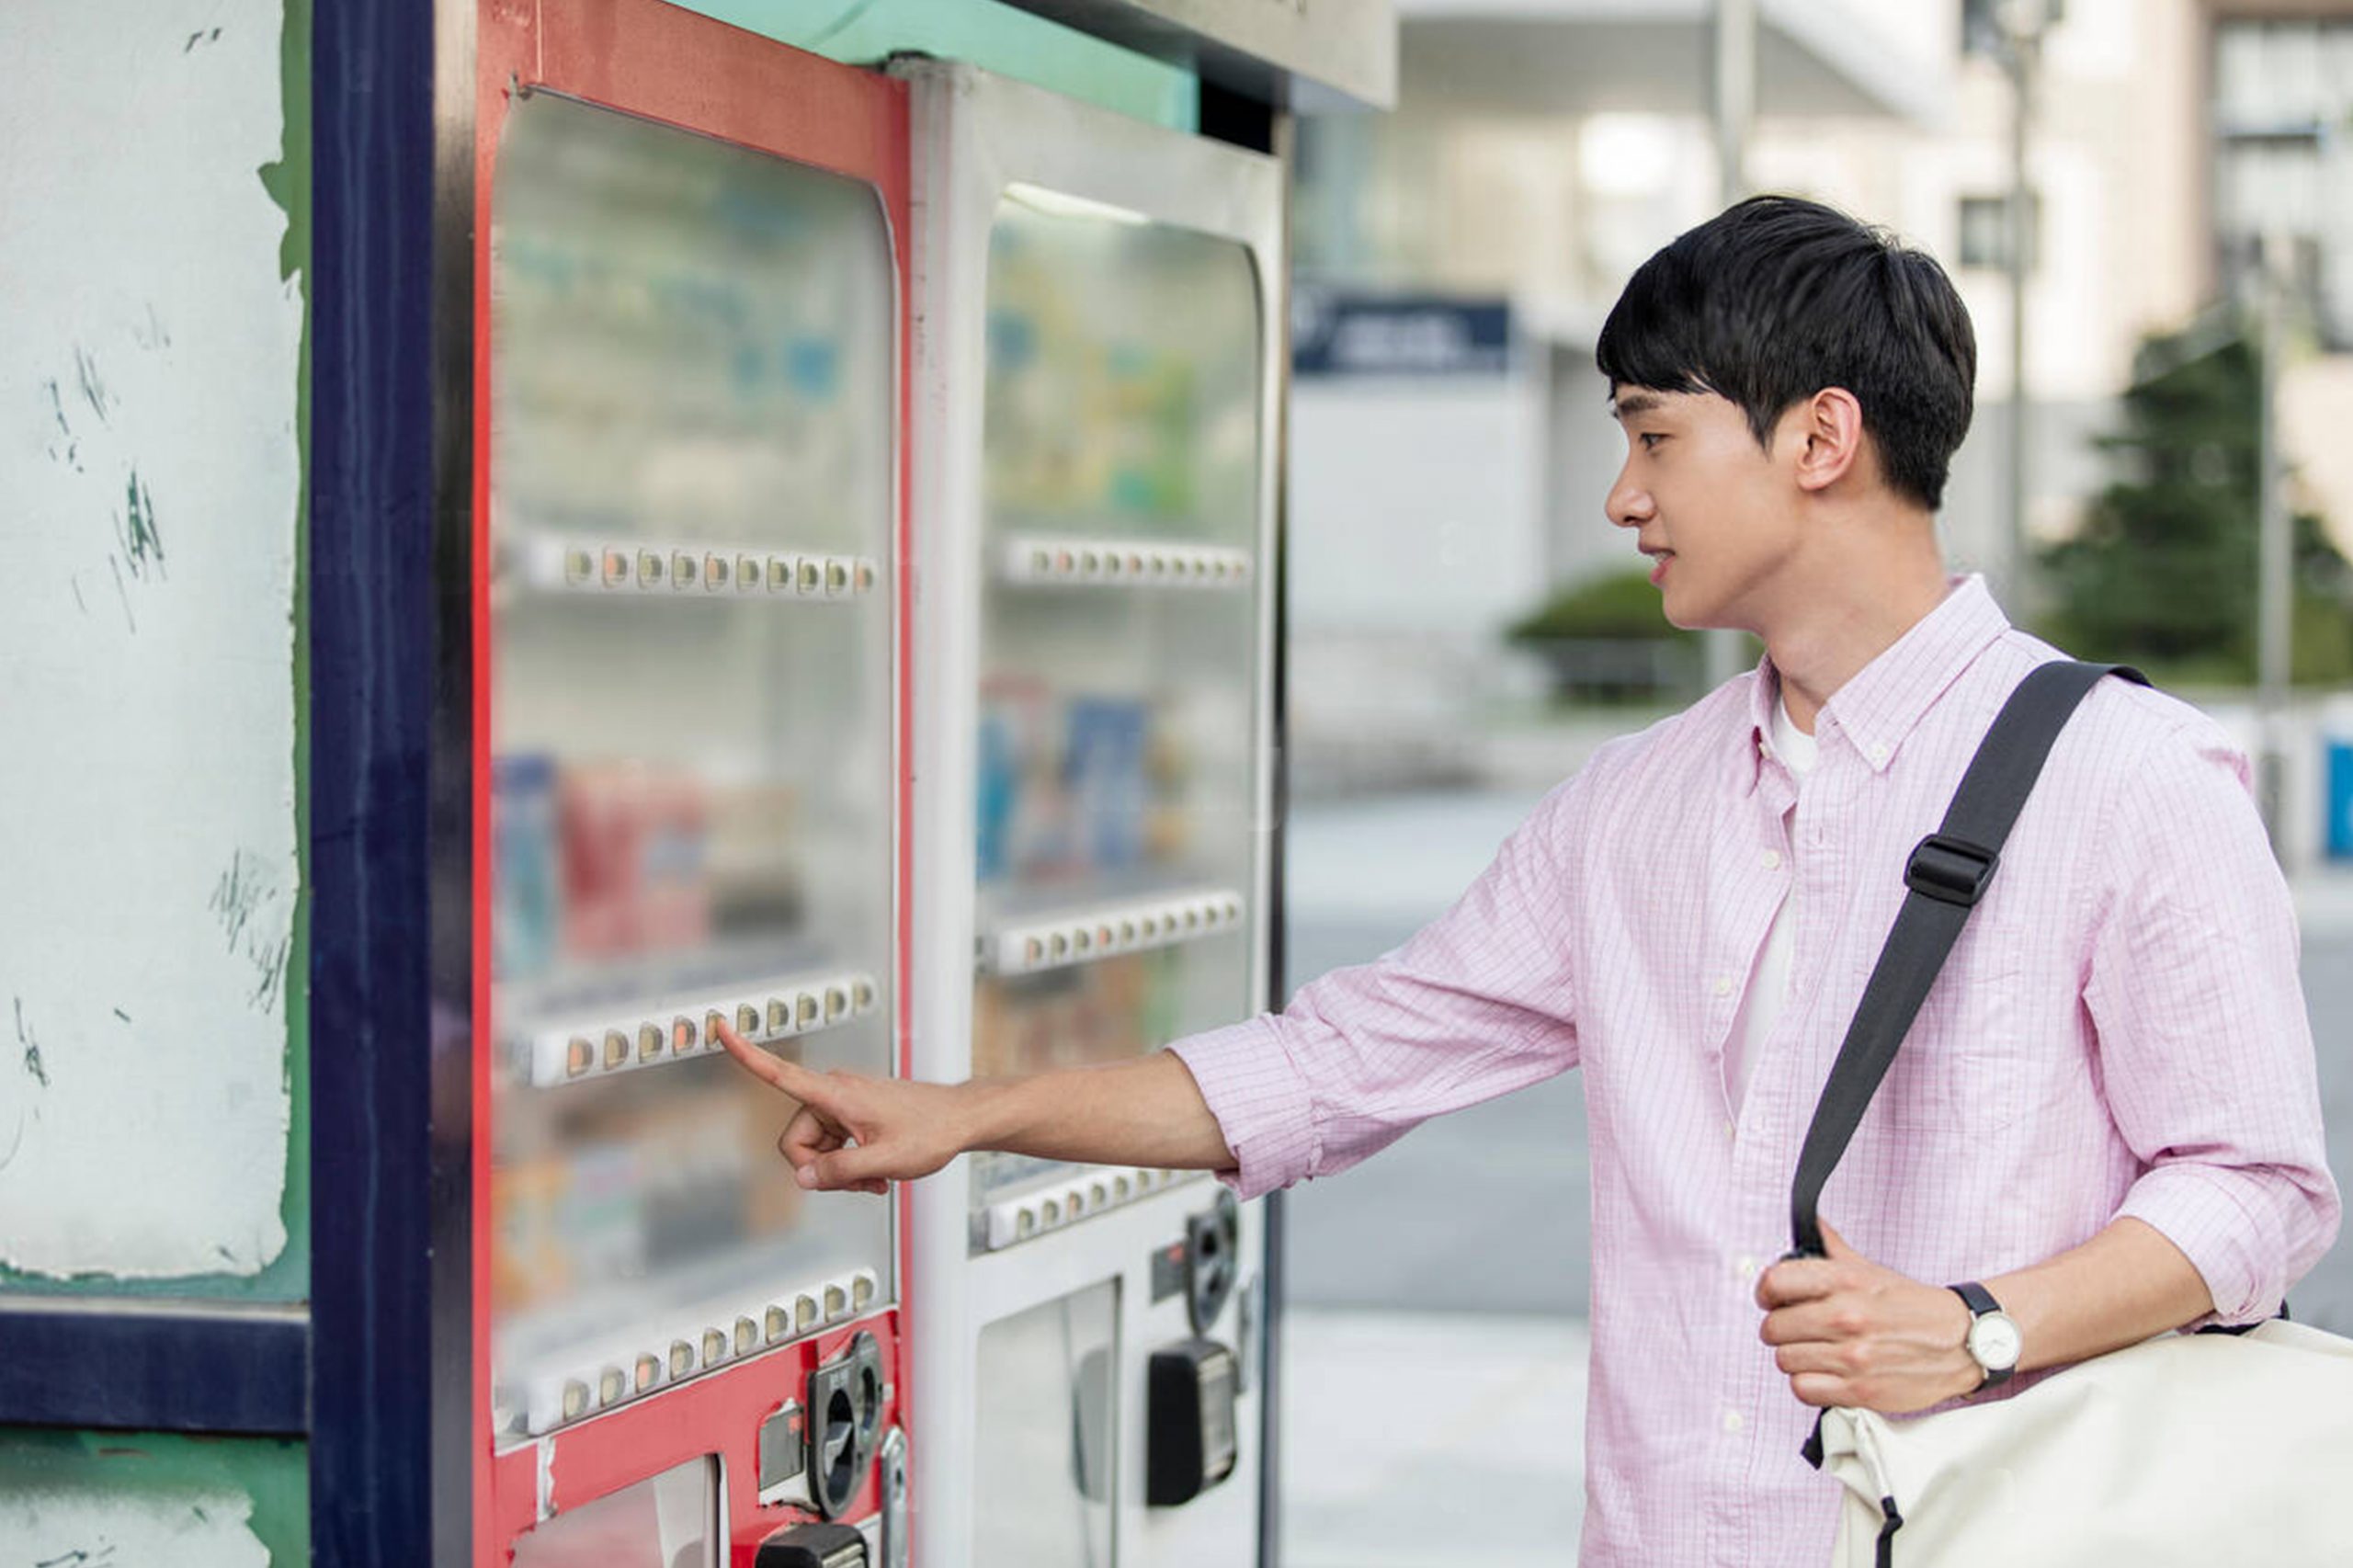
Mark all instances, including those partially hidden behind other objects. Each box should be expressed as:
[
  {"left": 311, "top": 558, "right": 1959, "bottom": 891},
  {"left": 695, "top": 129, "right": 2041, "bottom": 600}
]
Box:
[
  {"left": 559, "top": 761, "right": 648, "bottom": 959},
  {"left": 639, "top": 767, "right": 711, "bottom": 952},
  {"left": 1065, "top": 696, "right": 1148, "bottom": 872},
  {"left": 491, "top": 1156, "right": 571, "bottom": 1312}
]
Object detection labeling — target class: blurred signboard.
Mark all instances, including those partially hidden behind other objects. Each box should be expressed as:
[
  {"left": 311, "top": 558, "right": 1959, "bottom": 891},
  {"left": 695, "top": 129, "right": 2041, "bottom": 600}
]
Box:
[{"left": 1292, "top": 289, "right": 1513, "bottom": 377}]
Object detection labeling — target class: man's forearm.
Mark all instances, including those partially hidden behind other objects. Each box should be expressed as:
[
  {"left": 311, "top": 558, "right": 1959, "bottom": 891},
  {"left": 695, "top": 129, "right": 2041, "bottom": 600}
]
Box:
[
  {"left": 956, "top": 1049, "right": 1236, "bottom": 1172},
  {"left": 1988, "top": 1215, "right": 2216, "bottom": 1374}
]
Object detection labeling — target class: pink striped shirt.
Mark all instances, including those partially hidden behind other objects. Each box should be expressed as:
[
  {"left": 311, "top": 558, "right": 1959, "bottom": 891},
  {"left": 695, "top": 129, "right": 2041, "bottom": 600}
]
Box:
[{"left": 1175, "top": 577, "right": 2339, "bottom": 1565}]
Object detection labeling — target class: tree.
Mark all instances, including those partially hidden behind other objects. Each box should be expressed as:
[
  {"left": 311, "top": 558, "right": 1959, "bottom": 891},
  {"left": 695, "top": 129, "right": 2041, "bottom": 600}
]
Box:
[{"left": 2038, "top": 325, "right": 2353, "bottom": 686}]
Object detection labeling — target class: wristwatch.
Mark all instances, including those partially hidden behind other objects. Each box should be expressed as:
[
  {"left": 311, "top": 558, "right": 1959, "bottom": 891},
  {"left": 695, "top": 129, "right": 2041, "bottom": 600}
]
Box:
[{"left": 1949, "top": 1280, "right": 2021, "bottom": 1390}]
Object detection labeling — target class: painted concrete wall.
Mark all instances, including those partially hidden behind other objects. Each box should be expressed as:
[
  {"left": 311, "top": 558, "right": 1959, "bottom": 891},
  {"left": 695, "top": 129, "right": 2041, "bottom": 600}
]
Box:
[
  {"left": 0, "top": 0, "right": 305, "bottom": 1290},
  {"left": 0, "top": 1430, "right": 305, "bottom": 1566}
]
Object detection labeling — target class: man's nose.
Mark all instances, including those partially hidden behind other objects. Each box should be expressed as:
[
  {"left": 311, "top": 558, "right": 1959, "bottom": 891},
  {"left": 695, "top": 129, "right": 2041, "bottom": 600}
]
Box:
[{"left": 1606, "top": 464, "right": 1652, "bottom": 530}]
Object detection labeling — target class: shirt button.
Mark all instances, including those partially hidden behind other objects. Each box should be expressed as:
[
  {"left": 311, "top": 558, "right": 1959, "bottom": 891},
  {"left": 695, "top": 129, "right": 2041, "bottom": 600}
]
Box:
[
  {"left": 1723, "top": 1119, "right": 1737, "bottom": 1142},
  {"left": 1870, "top": 742, "right": 1891, "bottom": 765},
  {"left": 1722, "top": 1408, "right": 1745, "bottom": 1434},
  {"left": 1761, "top": 849, "right": 1783, "bottom": 870},
  {"left": 1711, "top": 975, "right": 1733, "bottom": 998},
  {"left": 1734, "top": 1255, "right": 1759, "bottom": 1281}
]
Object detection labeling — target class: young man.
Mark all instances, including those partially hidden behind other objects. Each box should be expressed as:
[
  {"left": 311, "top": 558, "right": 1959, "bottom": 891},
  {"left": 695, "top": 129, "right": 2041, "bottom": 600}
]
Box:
[{"left": 718, "top": 196, "right": 2340, "bottom": 1562}]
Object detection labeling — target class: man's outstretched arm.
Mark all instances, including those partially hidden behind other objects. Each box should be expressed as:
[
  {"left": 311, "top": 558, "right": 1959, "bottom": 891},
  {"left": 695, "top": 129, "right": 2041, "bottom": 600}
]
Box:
[{"left": 714, "top": 1022, "right": 1233, "bottom": 1195}]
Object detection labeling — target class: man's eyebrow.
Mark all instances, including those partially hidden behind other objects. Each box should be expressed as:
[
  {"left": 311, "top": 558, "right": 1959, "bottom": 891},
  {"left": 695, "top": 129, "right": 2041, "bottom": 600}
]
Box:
[{"left": 1609, "top": 392, "right": 1664, "bottom": 420}]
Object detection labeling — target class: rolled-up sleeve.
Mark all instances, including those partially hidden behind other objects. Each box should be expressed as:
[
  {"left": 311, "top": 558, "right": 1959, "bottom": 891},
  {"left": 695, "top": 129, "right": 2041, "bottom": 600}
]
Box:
[
  {"left": 1171, "top": 773, "right": 1588, "bottom": 1199},
  {"left": 2085, "top": 721, "right": 2341, "bottom": 1323}
]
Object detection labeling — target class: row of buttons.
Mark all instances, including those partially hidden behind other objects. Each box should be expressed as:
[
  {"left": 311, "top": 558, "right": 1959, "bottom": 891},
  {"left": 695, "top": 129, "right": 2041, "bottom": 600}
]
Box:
[
  {"left": 512, "top": 534, "right": 881, "bottom": 599},
  {"left": 980, "top": 1168, "right": 1200, "bottom": 1252},
  {"left": 1000, "top": 535, "right": 1252, "bottom": 589},
  {"left": 990, "top": 890, "right": 1246, "bottom": 977},
  {"left": 522, "top": 1267, "right": 881, "bottom": 1436},
  {"left": 526, "top": 970, "right": 880, "bottom": 1088}
]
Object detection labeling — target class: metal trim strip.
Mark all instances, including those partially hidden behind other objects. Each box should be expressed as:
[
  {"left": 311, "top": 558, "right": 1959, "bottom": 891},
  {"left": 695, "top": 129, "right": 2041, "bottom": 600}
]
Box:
[{"left": 0, "top": 1306, "right": 309, "bottom": 1436}]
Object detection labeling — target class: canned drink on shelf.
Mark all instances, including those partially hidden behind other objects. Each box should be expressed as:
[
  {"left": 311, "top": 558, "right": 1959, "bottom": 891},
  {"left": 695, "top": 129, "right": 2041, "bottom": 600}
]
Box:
[{"left": 492, "top": 754, "right": 559, "bottom": 981}]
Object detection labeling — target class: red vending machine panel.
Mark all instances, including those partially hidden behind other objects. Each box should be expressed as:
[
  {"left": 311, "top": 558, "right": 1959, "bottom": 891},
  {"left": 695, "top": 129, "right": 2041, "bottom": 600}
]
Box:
[{"left": 468, "top": 6, "right": 912, "bottom": 1563}]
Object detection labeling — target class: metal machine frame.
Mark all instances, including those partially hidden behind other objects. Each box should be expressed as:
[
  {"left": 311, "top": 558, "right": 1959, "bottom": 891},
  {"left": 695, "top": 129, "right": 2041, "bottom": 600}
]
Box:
[{"left": 900, "top": 59, "right": 1288, "bottom": 1568}]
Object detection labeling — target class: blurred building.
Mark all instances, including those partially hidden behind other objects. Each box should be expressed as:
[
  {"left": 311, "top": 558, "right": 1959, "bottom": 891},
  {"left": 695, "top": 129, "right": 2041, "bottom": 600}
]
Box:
[
  {"left": 1286, "top": 0, "right": 2353, "bottom": 787},
  {"left": 1286, "top": 0, "right": 1953, "bottom": 784}
]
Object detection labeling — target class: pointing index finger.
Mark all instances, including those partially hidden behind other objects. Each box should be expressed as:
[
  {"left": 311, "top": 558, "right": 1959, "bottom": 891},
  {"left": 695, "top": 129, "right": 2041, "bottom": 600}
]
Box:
[{"left": 713, "top": 1019, "right": 824, "bottom": 1102}]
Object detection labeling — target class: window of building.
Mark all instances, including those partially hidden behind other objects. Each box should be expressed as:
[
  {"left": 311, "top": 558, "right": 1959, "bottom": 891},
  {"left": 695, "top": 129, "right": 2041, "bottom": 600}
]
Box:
[
  {"left": 2212, "top": 17, "right": 2353, "bottom": 347},
  {"left": 1958, "top": 193, "right": 2040, "bottom": 271}
]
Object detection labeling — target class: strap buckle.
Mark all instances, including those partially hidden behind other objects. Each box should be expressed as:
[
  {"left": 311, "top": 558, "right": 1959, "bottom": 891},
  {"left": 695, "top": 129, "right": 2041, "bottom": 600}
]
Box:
[{"left": 1904, "top": 833, "right": 1999, "bottom": 907}]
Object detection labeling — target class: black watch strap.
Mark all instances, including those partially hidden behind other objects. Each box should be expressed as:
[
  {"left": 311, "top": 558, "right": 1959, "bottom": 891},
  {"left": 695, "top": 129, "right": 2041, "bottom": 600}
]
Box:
[{"left": 1949, "top": 1279, "right": 2013, "bottom": 1388}]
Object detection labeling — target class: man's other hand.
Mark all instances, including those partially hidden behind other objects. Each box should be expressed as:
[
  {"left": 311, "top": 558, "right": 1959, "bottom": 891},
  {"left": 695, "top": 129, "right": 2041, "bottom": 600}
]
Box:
[
  {"left": 1755, "top": 1221, "right": 1979, "bottom": 1414},
  {"left": 714, "top": 1019, "right": 967, "bottom": 1195}
]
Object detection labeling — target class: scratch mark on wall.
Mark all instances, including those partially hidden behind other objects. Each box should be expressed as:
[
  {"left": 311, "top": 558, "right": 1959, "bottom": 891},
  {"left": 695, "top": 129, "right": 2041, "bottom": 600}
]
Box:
[
  {"left": 0, "top": 1112, "right": 25, "bottom": 1174},
  {"left": 132, "top": 303, "right": 172, "bottom": 350},
  {"left": 112, "top": 1007, "right": 131, "bottom": 1023},
  {"left": 210, "top": 850, "right": 292, "bottom": 1014},
  {"left": 73, "top": 346, "right": 113, "bottom": 425},
  {"left": 71, "top": 575, "right": 88, "bottom": 615},
  {"left": 116, "top": 471, "right": 165, "bottom": 579},
  {"left": 246, "top": 932, "right": 290, "bottom": 1013},
  {"left": 42, "top": 378, "right": 83, "bottom": 472},
  {"left": 15, "top": 998, "right": 50, "bottom": 1090},
  {"left": 184, "top": 26, "right": 224, "bottom": 51},
  {"left": 106, "top": 554, "right": 135, "bottom": 631},
  {"left": 36, "top": 1546, "right": 121, "bottom": 1568},
  {"left": 210, "top": 852, "right": 264, "bottom": 951}
]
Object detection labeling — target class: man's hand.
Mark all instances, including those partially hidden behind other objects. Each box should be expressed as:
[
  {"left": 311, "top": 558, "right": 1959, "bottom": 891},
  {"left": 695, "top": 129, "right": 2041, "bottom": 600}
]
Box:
[
  {"left": 714, "top": 1020, "right": 970, "bottom": 1195},
  {"left": 1755, "top": 1221, "right": 1979, "bottom": 1413}
]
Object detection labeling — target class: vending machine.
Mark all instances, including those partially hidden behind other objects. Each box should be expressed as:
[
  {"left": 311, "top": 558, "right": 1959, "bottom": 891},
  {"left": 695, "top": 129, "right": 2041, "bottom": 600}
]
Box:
[
  {"left": 470, "top": 5, "right": 913, "bottom": 1562},
  {"left": 899, "top": 62, "right": 1288, "bottom": 1568}
]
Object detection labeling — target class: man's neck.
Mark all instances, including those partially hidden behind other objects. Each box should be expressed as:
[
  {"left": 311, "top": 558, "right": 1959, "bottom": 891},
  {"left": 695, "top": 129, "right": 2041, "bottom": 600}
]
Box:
[{"left": 1763, "top": 536, "right": 1951, "bottom": 734}]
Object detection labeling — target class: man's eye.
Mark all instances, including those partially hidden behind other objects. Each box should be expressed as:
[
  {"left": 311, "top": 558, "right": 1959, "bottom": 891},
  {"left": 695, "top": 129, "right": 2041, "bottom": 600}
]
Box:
[{"left": 1638, "top": 432, "right": 1665, "bottom": 450}]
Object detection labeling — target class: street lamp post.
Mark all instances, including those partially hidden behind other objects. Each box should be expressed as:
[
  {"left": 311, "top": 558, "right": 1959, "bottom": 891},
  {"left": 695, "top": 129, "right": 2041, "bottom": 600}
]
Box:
[
  {"left": 2256, "top": 230, "right": 2294, "bottom": 849},
  {"left": 1996, "top": 0, "right": 2060, "bottom": 608},
  {"left": 1704, "top": 0, "right": 1757, "bottom": 689}
]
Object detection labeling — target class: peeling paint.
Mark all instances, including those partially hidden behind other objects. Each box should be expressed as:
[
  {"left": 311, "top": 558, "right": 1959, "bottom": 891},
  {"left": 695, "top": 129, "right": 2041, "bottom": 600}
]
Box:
[{"left": 0, "top": 1428, "right": 302, "bottom": 1568}]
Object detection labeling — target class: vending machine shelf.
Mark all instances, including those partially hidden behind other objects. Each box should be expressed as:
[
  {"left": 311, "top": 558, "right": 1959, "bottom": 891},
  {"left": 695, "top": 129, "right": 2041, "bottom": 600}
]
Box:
[
  {"left": 979, "top": 887, "right": 1245, "bottom": 977},
  {"left": 503, "top": 964, "right": 882, "bottom": 1089},
  {"left": 497, "top": 530, "right": 882, "bottom": 601},
  {"left": 996, "top": 533, "right": 1252, "bottom": 590},
  {"left": 972, "top": 1165, "right": 1205, "bottom": 1253},
  {"left": 504, "top": 1262, "right": 885, "bottom": 1438}
]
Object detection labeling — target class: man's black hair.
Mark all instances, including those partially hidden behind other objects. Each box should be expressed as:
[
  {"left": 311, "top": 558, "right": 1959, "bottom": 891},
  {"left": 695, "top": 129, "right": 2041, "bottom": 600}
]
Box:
[{"left": 1596, "top": 195, "right": 1977, "bottom": 511}]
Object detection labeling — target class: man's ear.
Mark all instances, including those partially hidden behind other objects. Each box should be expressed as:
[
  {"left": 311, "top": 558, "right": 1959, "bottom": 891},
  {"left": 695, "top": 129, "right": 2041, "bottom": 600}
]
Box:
[{"left": 1790, "top": 388, "right": 1866, "bottom": 494}]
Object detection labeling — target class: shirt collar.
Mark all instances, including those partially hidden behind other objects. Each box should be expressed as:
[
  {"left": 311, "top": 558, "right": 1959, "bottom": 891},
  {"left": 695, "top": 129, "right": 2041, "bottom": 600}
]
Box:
[{"left": 1745, "top": 575, "right": 2011, "bottom": 784}]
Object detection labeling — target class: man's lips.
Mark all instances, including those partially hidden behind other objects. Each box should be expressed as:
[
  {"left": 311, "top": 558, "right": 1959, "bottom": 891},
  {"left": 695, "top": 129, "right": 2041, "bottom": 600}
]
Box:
[{"left": 1643, "top": 549, "right": 1675, "bottom": 586}]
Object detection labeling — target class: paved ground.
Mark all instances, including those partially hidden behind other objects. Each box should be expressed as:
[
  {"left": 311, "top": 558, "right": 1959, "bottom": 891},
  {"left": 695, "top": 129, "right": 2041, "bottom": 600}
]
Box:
[{"left": 1275, "top": 789, "right": 2353, "bottom": 1564}]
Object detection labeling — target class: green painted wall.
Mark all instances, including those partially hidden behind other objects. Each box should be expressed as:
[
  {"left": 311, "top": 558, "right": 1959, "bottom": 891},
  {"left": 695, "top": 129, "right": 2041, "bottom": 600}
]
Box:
[{"left": 0, "top": 1429, "right": 307, "bottom": 1566}]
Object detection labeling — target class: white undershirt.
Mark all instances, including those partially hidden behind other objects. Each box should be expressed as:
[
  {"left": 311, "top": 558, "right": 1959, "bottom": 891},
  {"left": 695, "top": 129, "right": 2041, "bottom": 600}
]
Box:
[{"left": 1723, "top": 699, "right": 1818, "bottom": 1115}]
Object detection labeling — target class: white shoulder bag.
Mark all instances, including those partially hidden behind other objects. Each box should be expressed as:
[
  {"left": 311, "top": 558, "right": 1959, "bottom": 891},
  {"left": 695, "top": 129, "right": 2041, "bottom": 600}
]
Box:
[{"left": 1790, "top": 660, "right": 2353, "bottom": 1567}]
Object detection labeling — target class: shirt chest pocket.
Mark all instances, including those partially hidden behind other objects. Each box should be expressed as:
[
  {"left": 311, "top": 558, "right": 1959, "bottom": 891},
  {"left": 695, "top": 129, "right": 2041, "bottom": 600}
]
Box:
[{"left": 1853, "top": 923, "right": 2044, "bottom": 1137}]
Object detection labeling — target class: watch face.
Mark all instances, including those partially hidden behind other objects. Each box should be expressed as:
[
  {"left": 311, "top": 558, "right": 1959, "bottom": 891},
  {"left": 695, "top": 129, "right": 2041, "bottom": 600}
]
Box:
[{"left": 1969, "top": 1311, "right": 2023, "bottom": 1371}]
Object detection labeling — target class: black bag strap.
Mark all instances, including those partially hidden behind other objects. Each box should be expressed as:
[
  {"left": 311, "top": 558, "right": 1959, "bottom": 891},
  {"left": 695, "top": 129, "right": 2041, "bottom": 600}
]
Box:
[{"left": 1787, "top": 660, "right": 2147, "bottom": 1260}]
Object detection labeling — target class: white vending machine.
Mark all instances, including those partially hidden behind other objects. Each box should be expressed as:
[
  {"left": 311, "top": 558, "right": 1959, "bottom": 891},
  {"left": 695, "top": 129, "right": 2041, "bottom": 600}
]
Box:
[{"left": 900, "top": 60, "right": 1285, "bottom": 1568}]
